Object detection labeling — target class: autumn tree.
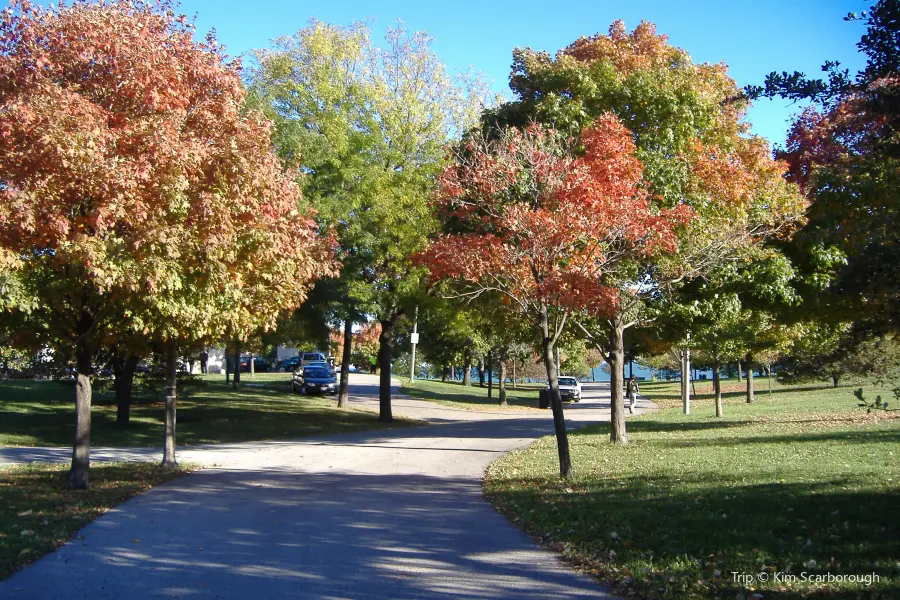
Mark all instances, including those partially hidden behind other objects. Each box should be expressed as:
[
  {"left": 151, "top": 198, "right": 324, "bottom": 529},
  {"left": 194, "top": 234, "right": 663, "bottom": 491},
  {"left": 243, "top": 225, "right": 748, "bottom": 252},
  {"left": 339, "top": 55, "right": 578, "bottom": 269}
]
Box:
[
  {"left": 0, "top": 0, "right": 333, "bottom": 487},
  {"left": 748, "top": 0, "right": 900, "bottom": 336},
  {"left": 418, "top": 115, "right": 687, "bottom": 477},
  {"left": 486, "top": 21, "right": 806, "bottom": 441},
  {"left": 352, "top": 321, "right": 382, "bottom": 373}
]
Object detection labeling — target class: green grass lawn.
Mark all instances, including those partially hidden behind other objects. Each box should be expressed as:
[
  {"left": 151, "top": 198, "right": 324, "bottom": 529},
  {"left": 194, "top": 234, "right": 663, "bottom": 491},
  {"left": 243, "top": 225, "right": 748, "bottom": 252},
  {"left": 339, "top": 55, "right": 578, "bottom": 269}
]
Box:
[
  {"left": 484, "top": 380, "right": 900, "bottom": 599},
  {"left": 0, "top": 373, "right": 419, "bottom": 447},
  {"left": 402, "top": 378, "right": 546, "bottom": 411},
  {"left": 0, "top": 462, "right": 192, "bottom": 580}
]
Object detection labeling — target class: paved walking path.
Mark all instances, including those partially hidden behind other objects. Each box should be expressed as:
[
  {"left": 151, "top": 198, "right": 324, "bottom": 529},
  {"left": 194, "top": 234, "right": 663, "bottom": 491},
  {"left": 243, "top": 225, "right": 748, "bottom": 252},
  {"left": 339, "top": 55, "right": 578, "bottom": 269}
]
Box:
[{"left": 0, "top": 375, "right": 654, "bottom": 599}]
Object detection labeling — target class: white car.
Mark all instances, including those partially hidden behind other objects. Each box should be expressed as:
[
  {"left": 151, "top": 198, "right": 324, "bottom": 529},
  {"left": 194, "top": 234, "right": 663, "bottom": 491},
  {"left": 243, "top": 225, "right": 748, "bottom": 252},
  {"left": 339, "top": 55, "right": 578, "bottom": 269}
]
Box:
[{"left": 547, "top": 376, "right": 582, "bottom": 402}]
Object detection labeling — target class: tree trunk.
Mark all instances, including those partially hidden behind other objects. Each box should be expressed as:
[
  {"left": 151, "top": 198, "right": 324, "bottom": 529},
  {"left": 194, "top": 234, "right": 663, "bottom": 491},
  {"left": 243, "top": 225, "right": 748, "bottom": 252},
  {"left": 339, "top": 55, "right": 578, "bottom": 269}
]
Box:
[
  {"left": 681, "top": 347, "right": 692, "bottom": 415},
  {"left": 225, "top": 347, "right": 231, "bottom": 384},
  {"left": 377, "top": 320, "right": 394, "bottom": 422},
  {"left": 713, "top": 357, "right": 723, "bottom": 418},
  {"left": 441, "top": 365, "right": 448, "bottom": 382},
  {"left": 162, "top": 340, "right": 178, "bottom": 468},
  {"left": 745, "top": 353, "right": 755, "bottom": 403},
  {"left": 478, "top": 357, "right": 485, "bottom": 387},
  {"left": 512, "top": 360, "right": 517, "bottom": 388},
  {"left": 737, "top": 362, "right": 743, "bottom": 382},
  {"left": 487, "top": 350, "right": 493, "bottom": 399},
  {"left": 449, "top": 363, "right": 455, "bottom": 381},
  {"left": 65, "top": 338, "right": 93, "bottom": 490},
  {"left": 607, "top": 317, "right": 628, "bottom": 444},
  {"left": 556, "top": 345, "right": 562, "bottom": 376},
  {"left": 113, "top": 352, "right": 140, "bottom": 425},
  {"left": 249, "top": 352, "right": 255, "bottom": 376},
  {"left": 462, "top": 349, "right": 472, "bottom": 386},
  {"left": 232, "top": 340, "right": 241, "bottom": 386},
  {"left": 767, "top": 362, "right": 773, "bottom": 395},
  {"left": 338, "top": 318, "right": 353, "bottom": 409},
  {"left": 832, "top": 374, "right": 840, "bottom": 388},
  {"left": 540, "top": 304, "right": 573, "bottom": 479},
  {"left": 498, "top": 348, "right": 508, "bottom": 407}
]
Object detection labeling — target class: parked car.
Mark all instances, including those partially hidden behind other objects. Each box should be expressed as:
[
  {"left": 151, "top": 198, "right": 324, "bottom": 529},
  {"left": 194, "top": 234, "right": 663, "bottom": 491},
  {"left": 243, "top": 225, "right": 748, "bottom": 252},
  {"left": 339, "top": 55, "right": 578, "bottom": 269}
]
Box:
[
  {"left": 547, "top": 376, "right": 582, "bottom": 402},
  {"left": 303, "top": 360, "right": 333, "bottom": 372},
  {"left": 292, "top": 366, "right": 337, "bottom": 395},
  {"left": 276, "top": 356, "right": 301, "bottom": 372},
  {"left": 239, "top": 355, "right": 271, "bottom": 372},
  {"left": 300, "top": 351, "right": 327, "bottom": 367}
]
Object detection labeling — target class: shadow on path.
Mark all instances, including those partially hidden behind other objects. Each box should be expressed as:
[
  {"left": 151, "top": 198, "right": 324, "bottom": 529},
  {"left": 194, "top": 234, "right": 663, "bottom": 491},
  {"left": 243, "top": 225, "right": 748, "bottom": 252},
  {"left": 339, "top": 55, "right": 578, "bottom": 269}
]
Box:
[{"left": 1, "top": 469, "right": 609, "bottom": 599}]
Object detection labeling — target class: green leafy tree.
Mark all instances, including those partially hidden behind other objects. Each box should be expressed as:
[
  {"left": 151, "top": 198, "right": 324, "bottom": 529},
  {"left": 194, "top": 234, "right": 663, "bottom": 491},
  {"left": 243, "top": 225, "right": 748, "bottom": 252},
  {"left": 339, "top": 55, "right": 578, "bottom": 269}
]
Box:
[
  {"left": 748, "top": 0, "right": 900, "bottom": 335},
  {"left": 250, "top": 21, "right": 489, "bottom": 421}
]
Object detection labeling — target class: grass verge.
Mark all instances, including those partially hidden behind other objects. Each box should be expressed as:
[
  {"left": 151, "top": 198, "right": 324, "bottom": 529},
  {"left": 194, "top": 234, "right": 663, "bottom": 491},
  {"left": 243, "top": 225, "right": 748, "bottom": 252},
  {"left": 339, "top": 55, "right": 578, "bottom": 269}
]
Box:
[
  {"left": 0, "top": 374, "right": 420, "bottom": 447},
  {"left": 402, "top": 378, "right": 546, "bottom": 411},
  {"left": 484, "top": 381, "right": 900, "bottom": 599},
  {"left": 0, "top": 461, "right": 192, "bottom": 581}
]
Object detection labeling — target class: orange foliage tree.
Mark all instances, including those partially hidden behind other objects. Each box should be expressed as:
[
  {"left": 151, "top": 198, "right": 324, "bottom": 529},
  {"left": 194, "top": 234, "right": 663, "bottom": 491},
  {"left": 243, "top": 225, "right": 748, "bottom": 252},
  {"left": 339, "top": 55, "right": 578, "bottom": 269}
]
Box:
[
  {"left": 417, "top": 115, "right": 689, "bottom": 478},
  {"left": 0, "top": 0, "right": 334, "bottom": 487},
  {"left": 486, "top": 21, "right": 805, "bottom": 444}
]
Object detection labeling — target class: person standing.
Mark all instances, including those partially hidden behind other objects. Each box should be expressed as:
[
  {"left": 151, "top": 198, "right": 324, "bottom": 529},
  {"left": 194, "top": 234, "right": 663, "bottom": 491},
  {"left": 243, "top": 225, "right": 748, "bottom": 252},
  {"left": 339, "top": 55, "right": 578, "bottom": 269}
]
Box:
[
  {"left": 627, "top": 375, "right": 640, "bottom": 414},
  {"left": 200, "top": 350, "right": 209, "bottom": 374}
]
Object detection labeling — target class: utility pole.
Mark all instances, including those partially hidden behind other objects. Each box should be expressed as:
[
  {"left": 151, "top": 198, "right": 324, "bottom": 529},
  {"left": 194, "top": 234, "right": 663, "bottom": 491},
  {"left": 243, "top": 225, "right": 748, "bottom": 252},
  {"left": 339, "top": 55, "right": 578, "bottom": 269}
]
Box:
[{"left": 409, "top": 306, "right": 419, "bottom": 382}]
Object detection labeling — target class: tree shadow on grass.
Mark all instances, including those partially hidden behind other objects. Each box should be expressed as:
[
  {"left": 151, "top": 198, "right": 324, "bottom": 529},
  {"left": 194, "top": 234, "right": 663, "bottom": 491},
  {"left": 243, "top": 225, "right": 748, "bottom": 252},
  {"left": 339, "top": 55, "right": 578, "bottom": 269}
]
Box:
[
  {"left": 491, "top": 474, "right": 900, "bottom": 599},
  {"left": 648, "top": 425, "right": 900, "bottom": 448},
  {"left": 579, "top": 419, "right": 755, "bottom": 435}
]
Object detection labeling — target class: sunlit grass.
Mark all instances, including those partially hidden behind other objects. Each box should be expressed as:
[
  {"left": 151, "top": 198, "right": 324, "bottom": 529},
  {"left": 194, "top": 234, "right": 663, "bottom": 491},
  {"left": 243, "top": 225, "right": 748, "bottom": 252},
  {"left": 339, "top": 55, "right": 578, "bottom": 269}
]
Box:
[
  {"left": 402, "top": 378, "right": 545, "bottom": 411},
  {"left": 485, "top": 381, "right": 900, "bottom": 599},
  {"left": 0, "top": 374, "right": 419, "bottom": 447}
]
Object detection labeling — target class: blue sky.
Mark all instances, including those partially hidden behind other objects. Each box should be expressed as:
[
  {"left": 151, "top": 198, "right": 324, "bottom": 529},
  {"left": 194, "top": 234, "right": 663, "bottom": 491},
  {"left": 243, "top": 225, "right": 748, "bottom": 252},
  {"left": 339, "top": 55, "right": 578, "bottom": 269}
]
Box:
[{"left": 149, "top": 1, "right": 869, "bottom": 147}]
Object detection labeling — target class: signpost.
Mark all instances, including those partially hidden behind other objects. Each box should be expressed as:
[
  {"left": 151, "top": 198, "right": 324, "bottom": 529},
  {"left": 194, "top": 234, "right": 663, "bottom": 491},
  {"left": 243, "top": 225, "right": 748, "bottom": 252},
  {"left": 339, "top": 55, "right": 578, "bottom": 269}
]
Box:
[{"left": 410, "top": 307, "right": 419, "bottom": 382}]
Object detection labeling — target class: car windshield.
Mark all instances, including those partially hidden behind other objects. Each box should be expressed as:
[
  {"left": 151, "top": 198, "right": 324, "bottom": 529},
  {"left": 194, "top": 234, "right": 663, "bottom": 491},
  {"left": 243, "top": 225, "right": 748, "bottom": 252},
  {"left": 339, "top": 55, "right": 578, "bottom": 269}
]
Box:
[
  {"left": 303, "top": 353, "right": 323, "bottom": 361},
  {"left": 559, "top": 378, "right": 577, "bottom": 387},
  {"left": 304, "top": 369, "right": 330, "bottom": 379}
]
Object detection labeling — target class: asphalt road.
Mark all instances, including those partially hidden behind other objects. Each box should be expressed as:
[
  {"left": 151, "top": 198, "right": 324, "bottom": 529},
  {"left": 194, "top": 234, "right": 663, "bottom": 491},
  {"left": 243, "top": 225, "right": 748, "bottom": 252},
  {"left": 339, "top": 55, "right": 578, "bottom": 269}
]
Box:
[{"left": 0, "top": 375, "right": 651, "bottom": 599}]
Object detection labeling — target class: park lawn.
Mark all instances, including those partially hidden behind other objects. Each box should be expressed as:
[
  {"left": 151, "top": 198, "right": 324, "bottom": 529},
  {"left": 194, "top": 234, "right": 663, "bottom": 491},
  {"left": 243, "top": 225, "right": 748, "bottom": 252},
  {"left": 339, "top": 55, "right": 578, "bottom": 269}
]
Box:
[
  {"left": 0, "top": 462, "right": 193, "bottom": 581},
  {"left": 484, "top": 381, "right": 900, "bottom": 600},
  {"left": 639, "top": 377, "right": 892, "bottom": 415},
  {"left": 402, "top": 378, "right": 546, "bottom": 411},
  {"left": 0, "top": 373, "right": 419, "bottom": 448}
]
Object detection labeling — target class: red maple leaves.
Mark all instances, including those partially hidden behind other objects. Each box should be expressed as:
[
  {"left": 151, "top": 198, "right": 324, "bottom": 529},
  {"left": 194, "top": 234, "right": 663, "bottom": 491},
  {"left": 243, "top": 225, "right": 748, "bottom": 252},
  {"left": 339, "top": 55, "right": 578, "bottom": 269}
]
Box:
[{"left": 417, "top": 113, "right": 691, "bottom": 318}]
